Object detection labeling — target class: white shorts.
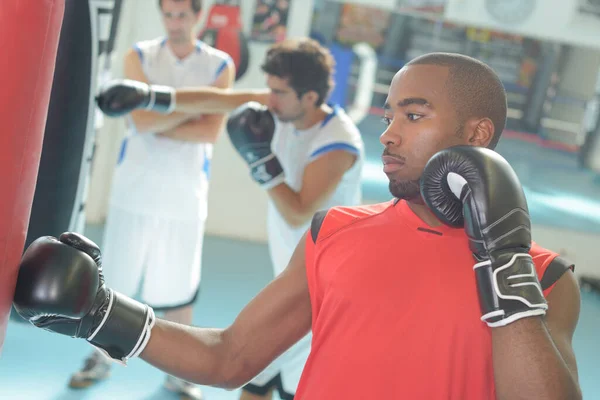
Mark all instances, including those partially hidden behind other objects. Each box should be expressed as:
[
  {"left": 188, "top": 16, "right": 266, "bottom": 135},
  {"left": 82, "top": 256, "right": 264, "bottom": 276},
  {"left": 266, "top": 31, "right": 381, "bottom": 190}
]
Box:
[
  {"left": 101, "top": 205, "right": 206, "bottom": 309},
  {"left": 243, "top": 332, "right": 312, "bottom": 397}
]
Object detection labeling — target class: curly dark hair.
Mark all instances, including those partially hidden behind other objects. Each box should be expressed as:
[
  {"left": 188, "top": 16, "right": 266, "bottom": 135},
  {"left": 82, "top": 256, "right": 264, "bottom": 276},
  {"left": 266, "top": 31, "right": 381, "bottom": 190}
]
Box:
[{"left": 261, "top": 38, "right": 335, "bottom": 107}]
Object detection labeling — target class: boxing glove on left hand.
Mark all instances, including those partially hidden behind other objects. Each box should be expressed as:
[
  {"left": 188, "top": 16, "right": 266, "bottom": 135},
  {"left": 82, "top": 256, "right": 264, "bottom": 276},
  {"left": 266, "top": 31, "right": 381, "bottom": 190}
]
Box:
[
  {"left": 13, "top": 233, "right": 155, "bottom": 364},
  {"left": 421, "top": 146, "right": 547, "bottom": 328},
  {"left": 227, "top": 102, "right": 285, "bottom": 189}
]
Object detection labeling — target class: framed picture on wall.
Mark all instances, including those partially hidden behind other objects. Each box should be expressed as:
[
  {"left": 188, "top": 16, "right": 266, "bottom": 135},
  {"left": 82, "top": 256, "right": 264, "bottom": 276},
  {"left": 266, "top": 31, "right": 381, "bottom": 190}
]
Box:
[{"left": 250, "top": 0, "right": 291, "bottom": 43}]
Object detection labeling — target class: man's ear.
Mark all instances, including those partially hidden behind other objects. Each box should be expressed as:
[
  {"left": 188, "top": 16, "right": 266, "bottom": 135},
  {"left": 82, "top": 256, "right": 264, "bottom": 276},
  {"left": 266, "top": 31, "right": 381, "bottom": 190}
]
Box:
[
  {"left": 466, "top": 118, "right": 494, "bottom": 147},
  {"left": 301, "top": 90, "right": 319, "bottom": 107}
]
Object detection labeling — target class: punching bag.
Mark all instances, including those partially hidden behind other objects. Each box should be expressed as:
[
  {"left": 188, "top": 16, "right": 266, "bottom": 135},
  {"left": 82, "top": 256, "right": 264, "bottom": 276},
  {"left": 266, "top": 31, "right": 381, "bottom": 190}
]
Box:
[
  {"left": 25, "top": 0, "right": 97, "bottom": 248},
  {"left": 199, "top": 0, "right": 250, "bottom": 81},
  {"left": 0, "top": 0, "right": 65, "bottom": 353}
]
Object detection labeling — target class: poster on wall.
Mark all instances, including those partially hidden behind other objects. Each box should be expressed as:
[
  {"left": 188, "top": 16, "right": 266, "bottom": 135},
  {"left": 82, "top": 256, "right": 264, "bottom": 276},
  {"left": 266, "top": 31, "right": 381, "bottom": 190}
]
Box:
[
  {"left": 250, "top": 0, "right": 291, "bottom": 43},
  {"left": 335, "top": 4, "right": 392, "bottom": 51}
]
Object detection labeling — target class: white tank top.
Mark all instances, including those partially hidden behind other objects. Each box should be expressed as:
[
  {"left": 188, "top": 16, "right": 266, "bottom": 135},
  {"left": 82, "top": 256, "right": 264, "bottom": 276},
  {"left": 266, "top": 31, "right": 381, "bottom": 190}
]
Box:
[
  {"left": 267, "top": 105, "right": 364, "bottom": 275},
  {"left": 109, "top": 37, "right": 232, "bottom": 221}
]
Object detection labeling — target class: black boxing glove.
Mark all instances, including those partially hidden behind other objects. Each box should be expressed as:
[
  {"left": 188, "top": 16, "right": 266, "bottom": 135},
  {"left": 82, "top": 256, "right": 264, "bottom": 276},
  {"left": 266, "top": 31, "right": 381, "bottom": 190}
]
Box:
[
  {"left": 13, "top": 232, "right": 155, "bottom": 364},
  {"left": 226, "top": 102, "right": 285, "bottom": 189},
  {"left": 421, "top": 145, "right": 547, "bottom": 327},
  {"left": 96, "top": 79, "right": 175, "bottom": 117}
]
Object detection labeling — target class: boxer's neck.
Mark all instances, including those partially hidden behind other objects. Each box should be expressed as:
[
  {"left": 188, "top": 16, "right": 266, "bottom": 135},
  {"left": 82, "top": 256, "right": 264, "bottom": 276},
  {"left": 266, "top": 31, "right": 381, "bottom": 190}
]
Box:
[
  {"left": 167, "top": 36, "right": 196, "bottom": 60},
  {"left": 406, "top": 198, "right": 444, "bottom": 228},
  {"left": 292, "top": 104, "right": 332, "bottom": 131}
]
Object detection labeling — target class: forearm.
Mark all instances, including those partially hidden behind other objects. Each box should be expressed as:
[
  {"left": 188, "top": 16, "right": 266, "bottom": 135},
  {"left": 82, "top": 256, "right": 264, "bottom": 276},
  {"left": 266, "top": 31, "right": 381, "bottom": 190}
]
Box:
[
  {"left": 158, "top": 115, "right": 224, "bottom": 143},
  {"left": 492, "top": 317, "right": 581, "bottom": 400},
  {"left": 140, "top": 319, "right": 239, "bottom": 389},
  {"left": 268, "top": 184, "right": 313, "bottom": 228},
  {"left": 131, "top": 110, "right": 193, "bottom": 134},
  {"left": 174, "top": 87, "right": 269, "bottom": 114}
]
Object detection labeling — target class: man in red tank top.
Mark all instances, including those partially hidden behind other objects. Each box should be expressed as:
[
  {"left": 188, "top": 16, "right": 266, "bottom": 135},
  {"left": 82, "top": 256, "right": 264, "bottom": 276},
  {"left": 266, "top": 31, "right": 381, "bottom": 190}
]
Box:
[
  {"left": 13, "top": 52, "right": 582, "bottom": 400},
  {"left": 292, "top": 54, "right": 582, "bottom": 399}
]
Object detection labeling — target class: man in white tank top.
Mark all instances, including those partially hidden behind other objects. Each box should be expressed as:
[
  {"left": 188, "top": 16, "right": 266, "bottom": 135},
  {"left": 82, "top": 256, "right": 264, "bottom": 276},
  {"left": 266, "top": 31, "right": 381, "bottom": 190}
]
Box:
[
  {"left": 95, "top": 37, "right": 364, "bottom": 400},
  {"left": 69, "top": 1, "right": 233, "bottom": 398}
]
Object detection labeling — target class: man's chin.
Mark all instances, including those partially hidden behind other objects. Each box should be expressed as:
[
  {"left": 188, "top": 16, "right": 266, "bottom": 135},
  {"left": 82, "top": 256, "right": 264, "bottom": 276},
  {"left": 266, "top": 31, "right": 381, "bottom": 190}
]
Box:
[
  {"left": 168, "top": 34, "right": 187, "bottom": 43},
  {"left": 388, "top": 179, "right": 421, "bottom": 201},
  {"left": 276, "top": 111, "right": 305, "bottom": 123},
  {"left": 277, "top": 115, "right": 297, "bottom": 123}
]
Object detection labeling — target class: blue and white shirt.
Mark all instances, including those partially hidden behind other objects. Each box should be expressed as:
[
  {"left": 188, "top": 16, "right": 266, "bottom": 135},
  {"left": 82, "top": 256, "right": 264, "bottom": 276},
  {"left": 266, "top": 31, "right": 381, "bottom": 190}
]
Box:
[
  {"left": 267, "top": 105, "right": 364, "bottom": 275},
  {"left": 109, "top": 37, "right": 233, "bottom": 221}
]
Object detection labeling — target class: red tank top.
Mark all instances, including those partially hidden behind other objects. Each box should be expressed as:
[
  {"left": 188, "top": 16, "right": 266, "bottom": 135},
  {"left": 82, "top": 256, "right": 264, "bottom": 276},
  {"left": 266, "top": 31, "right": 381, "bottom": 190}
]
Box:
[{"left": 295, "top": 200, "right": 567, "bottom": 399}]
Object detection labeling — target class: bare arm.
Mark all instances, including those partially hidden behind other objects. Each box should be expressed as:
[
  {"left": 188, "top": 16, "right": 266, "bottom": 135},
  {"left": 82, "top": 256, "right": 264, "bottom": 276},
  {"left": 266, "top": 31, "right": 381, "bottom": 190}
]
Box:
[
  {"left": 268, "top": 150, "right": 357, "bottom": 227},
  {"left": 158, "top": 61, "right": 236, "bottom": 143},
  {"left": 173, "top": 86, "right": 271, "bottom": 114},
  {"left": 123, "top": 48, "right": 193, "bottom": 133},
  {"left": 492, "top": 270, "right": 582, "bottom": 400},
  {"left": 140, "top": 233, "right": 312, "bottom": 389}
]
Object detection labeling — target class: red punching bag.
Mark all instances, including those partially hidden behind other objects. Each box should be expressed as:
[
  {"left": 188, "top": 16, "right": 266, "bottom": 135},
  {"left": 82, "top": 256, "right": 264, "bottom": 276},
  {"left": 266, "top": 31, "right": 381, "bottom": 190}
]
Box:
[
  {"left": 0, "top": 0, "right": 65, "bottom": 354},
  {"left": 199, "top": 0, "right": 250, "bottom": 81}
]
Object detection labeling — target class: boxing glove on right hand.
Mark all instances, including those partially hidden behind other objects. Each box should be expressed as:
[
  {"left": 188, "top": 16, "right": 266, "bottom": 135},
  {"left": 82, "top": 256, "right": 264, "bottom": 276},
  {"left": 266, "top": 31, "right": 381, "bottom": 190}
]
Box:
[
  {"left": 13, "top": 232, "right": 155, "bottom": 364},
  {"left": 226, "top": 102, "right": 285, "bottom": 190},
  {"left": 421, "top": 146, "right": 547, "bottom": 328},
  {"left": 96, "top": 79, "right": 175, "bottom": 117}
]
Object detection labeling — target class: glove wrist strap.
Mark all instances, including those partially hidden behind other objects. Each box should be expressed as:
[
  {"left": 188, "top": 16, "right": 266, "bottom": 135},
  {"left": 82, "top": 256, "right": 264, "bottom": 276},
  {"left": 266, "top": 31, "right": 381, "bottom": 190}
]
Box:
[
  {"left": 250, "top": 154, "right": 285, "bottom": 189},
  {"left": 144, "top": 85, "right": 175, "bottom": 114},
  {"left": 87, "top": 290, "right": 156, "bottom": 365},
  {"left": 474, "top": 253, "right": 548, "bottom": 328}
]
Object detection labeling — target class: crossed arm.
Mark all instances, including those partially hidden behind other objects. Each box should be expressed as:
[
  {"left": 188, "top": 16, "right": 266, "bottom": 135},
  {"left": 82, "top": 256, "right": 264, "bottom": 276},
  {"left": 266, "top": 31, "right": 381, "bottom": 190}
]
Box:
[
  {"left": 172, "top": 86, "right": 271, "bottom": 114},
  {"left": 122, "top": 48, "right": 236, "bottom": 143}
]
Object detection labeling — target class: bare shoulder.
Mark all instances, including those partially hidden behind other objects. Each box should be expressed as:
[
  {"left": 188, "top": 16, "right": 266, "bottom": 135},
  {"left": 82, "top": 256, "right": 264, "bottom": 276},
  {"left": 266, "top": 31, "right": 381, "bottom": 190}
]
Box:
[
  {"left": 123, "top": 48, "right": 147, "bottom": 82},
  {"left": 212, "top": 60, "right": 235, "bottom": 89},
  {"left": 546, "top": 269, "right": 581, "bottom": 335},
  {"left": 123, "top": 47, "right": 141, "bottom": 66},
  {"left": 545, "top": 268, "right": 581, "bottom": 382}
]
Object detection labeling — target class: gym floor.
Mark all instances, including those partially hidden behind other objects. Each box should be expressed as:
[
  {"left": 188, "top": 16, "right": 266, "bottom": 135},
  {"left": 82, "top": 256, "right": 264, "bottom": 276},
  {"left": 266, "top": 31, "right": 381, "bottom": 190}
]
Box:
[{"left": 1, "top": 127, "right": 600, "bottom": 399}]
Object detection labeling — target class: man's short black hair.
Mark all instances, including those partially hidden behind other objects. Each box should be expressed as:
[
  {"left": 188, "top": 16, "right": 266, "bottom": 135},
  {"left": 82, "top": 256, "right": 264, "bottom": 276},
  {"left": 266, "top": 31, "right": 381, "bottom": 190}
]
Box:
[{"left": 406, "top": 52, "right": 507, "bottom": 149}]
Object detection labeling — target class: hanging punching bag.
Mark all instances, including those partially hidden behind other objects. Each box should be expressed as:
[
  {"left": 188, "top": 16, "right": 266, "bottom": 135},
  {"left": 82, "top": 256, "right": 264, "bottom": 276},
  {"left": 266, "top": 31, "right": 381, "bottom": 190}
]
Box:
[
  {"left": 199, "top": 0, "right": 250, "bottom": 81},
  {"left": 25, "top": 0, "right": 97, "bottom": 248},
  {"left": 0, "top": 0, "right": 65, "bottom": 353}
]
